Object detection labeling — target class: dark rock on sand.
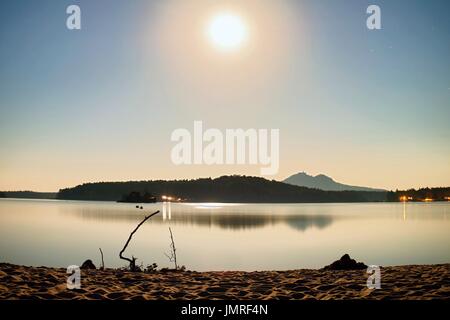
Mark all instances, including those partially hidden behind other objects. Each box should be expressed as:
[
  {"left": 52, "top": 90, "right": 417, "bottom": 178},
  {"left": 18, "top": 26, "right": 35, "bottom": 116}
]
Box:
[
  {"left": 323, "top": 254, "right": 367, "bottom": 270},
  {"left": 80, "top": 260, "right": 96, "bottom": 270}
]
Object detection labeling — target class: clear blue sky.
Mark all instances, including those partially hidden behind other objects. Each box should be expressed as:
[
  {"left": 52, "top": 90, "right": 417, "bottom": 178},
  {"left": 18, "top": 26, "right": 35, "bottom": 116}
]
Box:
[{"left": 0, "top": 0, "right": 449, "bottom": 191}]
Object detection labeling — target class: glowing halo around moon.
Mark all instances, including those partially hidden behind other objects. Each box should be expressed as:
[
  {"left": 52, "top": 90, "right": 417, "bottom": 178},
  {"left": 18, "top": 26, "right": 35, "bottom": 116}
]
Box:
[{"left": 207, "top": 12, "right": 248, "bottom": 51}]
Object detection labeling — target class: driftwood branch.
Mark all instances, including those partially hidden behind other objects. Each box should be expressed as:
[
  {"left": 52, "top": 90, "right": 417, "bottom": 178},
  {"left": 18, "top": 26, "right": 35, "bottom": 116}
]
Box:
[
  {"left": 119, "top": 210, "right": 160, "bottom": 271},
  {"left": 99, "top": 248, "right": 104, "bottom": 270},
  {"left": 164, "top": 227, "right": 178, "bottom": 270}
]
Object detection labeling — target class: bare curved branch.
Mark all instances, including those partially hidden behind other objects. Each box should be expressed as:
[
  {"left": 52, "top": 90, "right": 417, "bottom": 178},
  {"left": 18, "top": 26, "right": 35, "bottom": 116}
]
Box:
[{"left": 119, "top": 210, "right": 160, "bottom": 271}]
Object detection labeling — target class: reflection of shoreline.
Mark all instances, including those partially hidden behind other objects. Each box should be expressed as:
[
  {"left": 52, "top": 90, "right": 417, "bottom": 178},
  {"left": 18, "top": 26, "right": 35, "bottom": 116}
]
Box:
[
  {"left": 158, "top": 213, "right": 334, "bottom": 231},
  {"left": 284, "top": 215, "right": 333, "bottom": 231},
  {"left": 59, "top": 201, "right": 450, "bottom": 232},
  {"left": 62, "top": 203, "right": 335, "bottom": 232}
]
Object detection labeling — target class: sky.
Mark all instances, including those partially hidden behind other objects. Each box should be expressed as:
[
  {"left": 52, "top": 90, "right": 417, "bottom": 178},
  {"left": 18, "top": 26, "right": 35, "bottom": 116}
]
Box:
[{"left": 0, "top": 0, "right": 449, "bottom": 192}]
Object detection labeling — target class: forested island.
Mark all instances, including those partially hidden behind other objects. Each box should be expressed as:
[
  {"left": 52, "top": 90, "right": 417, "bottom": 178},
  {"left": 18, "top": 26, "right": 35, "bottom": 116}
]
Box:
[
  {"left": 57, "top": 175, "right": 387, "bottom": 203},
  {"left": 118, "top": 191, "right": 157, "bottom": 203}
]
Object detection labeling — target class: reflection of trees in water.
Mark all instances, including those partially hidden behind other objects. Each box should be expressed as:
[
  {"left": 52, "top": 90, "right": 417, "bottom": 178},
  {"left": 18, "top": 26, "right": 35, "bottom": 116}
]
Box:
[
  {"left": 61, "top": 207, "right": 148, "bottom": 223},
  {"left": 166, "top": 214, "right": 276, "bottom": 230},
  {"left": 64, "top": 206, "right": 335, "bottom": 232},
  {"left": 164, "top": 214, "right": 334, "bottom": 231},
  {"left": 283, "top": 215, "right": 333, "bottom": 231}
]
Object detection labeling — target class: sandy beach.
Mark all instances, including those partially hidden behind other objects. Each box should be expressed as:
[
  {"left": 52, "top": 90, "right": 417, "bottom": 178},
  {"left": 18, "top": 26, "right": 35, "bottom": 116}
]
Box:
[{"left": 0, "top": 263, "right": 449, "bottom": 300}]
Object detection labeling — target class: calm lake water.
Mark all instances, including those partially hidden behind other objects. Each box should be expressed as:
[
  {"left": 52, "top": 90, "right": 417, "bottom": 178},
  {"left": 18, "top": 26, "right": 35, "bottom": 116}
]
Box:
[{"left": 0, "top": 199, "right": 449, "bottom": 271}]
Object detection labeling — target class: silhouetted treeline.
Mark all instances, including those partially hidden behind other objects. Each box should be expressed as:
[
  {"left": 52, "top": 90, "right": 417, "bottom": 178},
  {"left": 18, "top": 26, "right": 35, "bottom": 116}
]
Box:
[
  {"left": 57, "top": 175, "right": 387, "bottom": 203},
  {"left": 0, "top": 191, "right": 57, "bottom": 199},
  {"left": 387, "top": 187, "right": 450, "bottom": 202}
]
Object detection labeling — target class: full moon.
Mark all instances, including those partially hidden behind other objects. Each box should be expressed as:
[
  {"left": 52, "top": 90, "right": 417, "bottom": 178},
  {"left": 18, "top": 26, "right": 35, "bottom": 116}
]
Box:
[{"left": 207, "top": 13, "right": 248, "bottom": 51}]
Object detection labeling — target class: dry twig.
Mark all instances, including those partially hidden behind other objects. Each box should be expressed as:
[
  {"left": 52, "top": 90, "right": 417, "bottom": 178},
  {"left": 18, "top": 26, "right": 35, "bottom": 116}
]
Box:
[{"left": 119, "top": 210, "right": 160, "bottom": 271}]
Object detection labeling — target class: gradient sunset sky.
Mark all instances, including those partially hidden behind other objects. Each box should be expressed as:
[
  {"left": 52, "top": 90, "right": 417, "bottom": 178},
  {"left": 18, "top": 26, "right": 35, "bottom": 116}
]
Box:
[{"left": 0, "top": 0, "right": 449, "bottom": 191}]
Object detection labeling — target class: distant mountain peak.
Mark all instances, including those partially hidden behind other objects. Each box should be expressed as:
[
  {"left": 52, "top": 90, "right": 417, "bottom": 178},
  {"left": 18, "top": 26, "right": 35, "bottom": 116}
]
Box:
[
  {"left": 283, "top": 172, "right": 385, "bottom": 192},
  {"left": 315, "top": 174, "right": 334, "bottom": 181}
]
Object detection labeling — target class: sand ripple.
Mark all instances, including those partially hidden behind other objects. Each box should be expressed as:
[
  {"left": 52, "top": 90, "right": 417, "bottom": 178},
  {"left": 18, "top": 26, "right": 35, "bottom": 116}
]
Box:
[{"left": 0, "top": 263, "right": 449, "bottom": 300}]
